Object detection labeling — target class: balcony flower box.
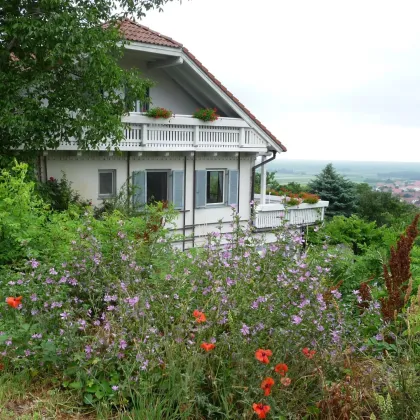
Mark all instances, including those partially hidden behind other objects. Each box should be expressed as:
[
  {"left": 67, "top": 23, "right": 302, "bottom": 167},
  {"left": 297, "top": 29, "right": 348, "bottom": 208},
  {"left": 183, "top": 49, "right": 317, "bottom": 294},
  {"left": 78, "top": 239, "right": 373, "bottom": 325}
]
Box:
[
  {"left": 145, "top": 107, "right": 173, "bottom": 119},
  {"left": 192, "top": 107, "right": 219, "bottom": 122}
]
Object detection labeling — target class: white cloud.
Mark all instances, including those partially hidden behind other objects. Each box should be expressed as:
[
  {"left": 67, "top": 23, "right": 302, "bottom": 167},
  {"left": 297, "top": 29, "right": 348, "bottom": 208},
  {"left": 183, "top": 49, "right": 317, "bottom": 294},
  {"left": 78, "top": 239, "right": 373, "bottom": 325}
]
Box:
[{"left": 142, "top": 0, "right": 420, "bottom": 162}]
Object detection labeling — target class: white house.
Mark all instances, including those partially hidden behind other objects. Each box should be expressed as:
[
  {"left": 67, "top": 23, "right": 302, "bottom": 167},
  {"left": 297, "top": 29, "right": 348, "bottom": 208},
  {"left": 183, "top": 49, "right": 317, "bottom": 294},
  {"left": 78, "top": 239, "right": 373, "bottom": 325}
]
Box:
[{"left": 39, "top": 19, "right": 328, "bottom": 247}]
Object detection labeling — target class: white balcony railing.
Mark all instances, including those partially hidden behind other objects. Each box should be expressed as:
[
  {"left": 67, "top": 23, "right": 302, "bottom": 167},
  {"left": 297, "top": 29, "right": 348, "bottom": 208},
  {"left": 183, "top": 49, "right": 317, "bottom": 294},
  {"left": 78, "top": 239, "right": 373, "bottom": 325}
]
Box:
[
  {"left": 254, "top": 194, "right": 329, "bottom": 229},
  {"left": 57, "top": 114, "right": 268, "bottom": 152}
]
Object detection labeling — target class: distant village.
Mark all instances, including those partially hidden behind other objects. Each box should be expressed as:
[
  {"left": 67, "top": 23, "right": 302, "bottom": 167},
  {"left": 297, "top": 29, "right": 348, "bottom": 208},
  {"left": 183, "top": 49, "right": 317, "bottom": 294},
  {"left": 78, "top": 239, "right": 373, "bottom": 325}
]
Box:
[{"left": 375, "top": 180, "right": 420, "bottom": 207}]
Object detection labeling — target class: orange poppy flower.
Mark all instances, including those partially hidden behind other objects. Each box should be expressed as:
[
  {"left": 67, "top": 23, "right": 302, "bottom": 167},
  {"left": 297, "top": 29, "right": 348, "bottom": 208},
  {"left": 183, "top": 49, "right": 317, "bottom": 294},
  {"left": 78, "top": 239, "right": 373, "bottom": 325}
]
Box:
[
  {"left": 200, "top": 342, "right": 215, "bottom": 352},
  {"left": 252, "top": 403, "right": 270, "bottom": 419},
  {"left": 281, "top": 377, "right": 292, "bottom": 387},
  {"left": 260, "top": 377, "right": 275, "bottom": 396},
  {"left": 302, "top": 347, "right": 316, "bottom": 359},
  {"left": 193, "top": 310, "right": 206, "bottom": 323},
  {"left": 274, "top": 363, "right": 288, "bottom": 376},
  {"left": 6, "top": 296, "right": 22, "bottom": 308},
  {"left": 255, "top": 349, "right": 272, "bottom": 364}
]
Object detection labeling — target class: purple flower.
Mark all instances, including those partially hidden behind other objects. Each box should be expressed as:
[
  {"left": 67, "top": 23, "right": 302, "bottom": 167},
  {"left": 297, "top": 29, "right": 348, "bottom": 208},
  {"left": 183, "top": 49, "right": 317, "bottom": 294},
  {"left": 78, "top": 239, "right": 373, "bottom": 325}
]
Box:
[
  {"left": 331, "top": 289, "right": 342, "bottom": 299},
  {"left": 112, "top": 385, "right": 119, "bottom": 391},
  {"left": 29, "top": 259, "right": 40, "bottom": 268},
  {"left": 226, "top": 277, "right": 235, "bottom": 287},
  {"left": 68, "top": 278, "right": 78, "bottom": 286},
  {"left": 60, "top": 312, "right": 69, "bottom": 320},
  {"left": 240, "top": 324, "right": 250, "bottom": 336},
  {"left": 291, "top": 315, "right": 302, "bottom": 325},
  {"left": 125, "top": 296, "right": 139, "bottom": 307},
  {"left": 49, "top": 268, "right": 58, "bottom": 275},
  {"left": 119, "top": 340, "right": 127, "bottom": 350}
]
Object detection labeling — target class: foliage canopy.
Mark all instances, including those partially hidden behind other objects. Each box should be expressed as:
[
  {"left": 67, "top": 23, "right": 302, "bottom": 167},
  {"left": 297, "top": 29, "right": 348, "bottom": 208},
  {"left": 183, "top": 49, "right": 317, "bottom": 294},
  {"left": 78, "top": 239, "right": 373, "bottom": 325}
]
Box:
[{"left": 0, "top": 0, "right": 179, "bottom": 152}]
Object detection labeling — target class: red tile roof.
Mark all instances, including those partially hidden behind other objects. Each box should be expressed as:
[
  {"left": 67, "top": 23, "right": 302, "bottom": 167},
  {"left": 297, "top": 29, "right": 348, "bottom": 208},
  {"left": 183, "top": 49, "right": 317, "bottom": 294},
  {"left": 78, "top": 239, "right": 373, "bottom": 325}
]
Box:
[
  {"left": 118, "top": 19, "right": 287, "bottom": 152},
  {"left": 118, "top": 19, "right": 182, "bottom": 48}
]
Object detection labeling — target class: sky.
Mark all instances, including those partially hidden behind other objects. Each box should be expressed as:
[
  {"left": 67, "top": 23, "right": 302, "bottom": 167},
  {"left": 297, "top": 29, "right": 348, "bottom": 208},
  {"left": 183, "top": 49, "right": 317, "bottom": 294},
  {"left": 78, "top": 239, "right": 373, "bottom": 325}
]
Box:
[{"left": 142, "top": 0, "right": 420, "bottom": 162}]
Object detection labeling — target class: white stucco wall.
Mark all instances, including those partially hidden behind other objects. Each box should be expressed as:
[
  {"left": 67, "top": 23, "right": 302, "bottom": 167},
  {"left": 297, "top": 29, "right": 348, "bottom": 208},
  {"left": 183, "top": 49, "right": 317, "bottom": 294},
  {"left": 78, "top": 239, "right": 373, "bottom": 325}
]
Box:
[
  {"left": 46, "top": 152, "right": 255, "bottom": 238},
  {"left": 121, "top": 54, "right": 201, "bottom": 115}
]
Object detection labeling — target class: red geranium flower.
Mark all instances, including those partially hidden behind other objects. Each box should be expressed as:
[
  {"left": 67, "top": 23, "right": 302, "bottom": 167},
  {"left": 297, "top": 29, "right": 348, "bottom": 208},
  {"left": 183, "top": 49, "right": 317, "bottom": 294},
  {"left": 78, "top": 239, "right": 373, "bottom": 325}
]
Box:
[
  {"left": 274, "top": 363, "right": 288, "bottom": 376},
  {"left": 200, "top": 342, "right": 215, "bottom": 352},
  {"left": 252, "top": 403, "right": 270, "bottom": 419},
  {"left": 6, "top": 296, "right": 22, "bottom": 308},
  {"left": 255, "top": 349, "right": 272, "bottom": 364},
  {"left": 260, "top": 377, "right": 275, "bottom": 396},
  {"left": 302, "top": 347, "right": 316, "bottom": 359},
  {"left": 193, "top": 310, "right": 206, "bottom": 323}
]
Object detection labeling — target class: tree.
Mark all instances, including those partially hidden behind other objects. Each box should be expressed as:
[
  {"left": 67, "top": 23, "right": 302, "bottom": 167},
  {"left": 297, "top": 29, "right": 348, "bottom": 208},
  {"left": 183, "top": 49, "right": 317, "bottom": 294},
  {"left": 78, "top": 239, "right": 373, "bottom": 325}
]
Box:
[
  {"left": 254, "top": 171, "right": 278, "bottom": 193},
  {"left": 308, "top": 163, "right": 356, "bottom": 217},
  {"left": 355, "top": 183, "right": 416, "bottom": 226},
  {"left": 0, "top": 0, "right": 178, "bottom": 152}
]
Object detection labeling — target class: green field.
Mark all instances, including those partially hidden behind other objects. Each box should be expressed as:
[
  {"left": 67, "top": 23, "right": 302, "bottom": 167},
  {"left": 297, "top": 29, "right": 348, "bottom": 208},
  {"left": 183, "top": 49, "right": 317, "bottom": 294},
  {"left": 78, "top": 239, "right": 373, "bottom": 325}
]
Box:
[{"left": 267, "top": 159, "right": 420, "bottom": 185}]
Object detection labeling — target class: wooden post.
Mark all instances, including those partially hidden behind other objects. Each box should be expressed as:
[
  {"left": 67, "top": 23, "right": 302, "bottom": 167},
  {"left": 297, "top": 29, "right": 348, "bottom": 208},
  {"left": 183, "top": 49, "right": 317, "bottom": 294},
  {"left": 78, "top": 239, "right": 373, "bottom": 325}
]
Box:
[
  {"left": 260, "top": 156, "right": 266, "bottom": 206},
  {"left": 141, "top": 124, "right": 148, "bottom": 146},
  {"left": 193, "top": 125, "right": 200, "bottom": 147},
  {"left": 239, "top": 127, "right": 245, "bottom": 147}
]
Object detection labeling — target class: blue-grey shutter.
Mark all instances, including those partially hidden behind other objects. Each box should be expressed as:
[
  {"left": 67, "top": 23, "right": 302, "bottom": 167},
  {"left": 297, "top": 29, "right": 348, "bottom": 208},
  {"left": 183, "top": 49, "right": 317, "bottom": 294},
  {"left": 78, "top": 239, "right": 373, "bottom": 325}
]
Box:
[
  {"left": 172, "top": 170, "right": 184, "bottom": 209},
  {"left": 132, "top": 171, "right": 146, "bottom": 207},
  {"left": 228, "top": 170, "right": 239, "bottom": 206},
  {"left": 195, "top": 170, "right": 207, "bottom": 208}
]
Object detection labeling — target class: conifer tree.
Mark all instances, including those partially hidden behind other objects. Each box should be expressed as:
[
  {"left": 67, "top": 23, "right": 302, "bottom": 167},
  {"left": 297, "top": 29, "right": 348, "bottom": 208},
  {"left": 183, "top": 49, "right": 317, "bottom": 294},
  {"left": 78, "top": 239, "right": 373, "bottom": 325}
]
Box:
[{"left": 308, "top": 163, "right": 356, "bottom": 217}]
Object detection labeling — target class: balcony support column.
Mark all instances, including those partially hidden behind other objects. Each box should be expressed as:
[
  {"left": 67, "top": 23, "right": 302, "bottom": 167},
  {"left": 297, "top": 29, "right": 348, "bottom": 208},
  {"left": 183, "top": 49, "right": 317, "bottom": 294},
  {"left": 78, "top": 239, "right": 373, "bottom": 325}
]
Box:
[
  {"left": 141, "top": 124, "right": 148, "bottom": 146},
  {"left": 260, "top": 156, "right": 267, "bottom": 205}
]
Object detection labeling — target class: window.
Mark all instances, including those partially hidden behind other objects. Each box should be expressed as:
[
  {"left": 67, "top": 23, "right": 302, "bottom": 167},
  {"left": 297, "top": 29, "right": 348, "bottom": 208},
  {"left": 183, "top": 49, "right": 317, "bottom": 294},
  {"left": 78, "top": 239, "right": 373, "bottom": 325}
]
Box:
[
  {"left": 147, "top": 171, "right": 168, "bottom": 204},
  {"left": 132, "top": 87, "right": 150, "bottom": 113},
  {"left": 132, "top": 170, "right": 184, "bottom": 209},
  {"left": 206, "top": 170, "right": 224, "bottom": 204},
  {"left": 98, "top": 170, "right": 116, "bottom": 198}
]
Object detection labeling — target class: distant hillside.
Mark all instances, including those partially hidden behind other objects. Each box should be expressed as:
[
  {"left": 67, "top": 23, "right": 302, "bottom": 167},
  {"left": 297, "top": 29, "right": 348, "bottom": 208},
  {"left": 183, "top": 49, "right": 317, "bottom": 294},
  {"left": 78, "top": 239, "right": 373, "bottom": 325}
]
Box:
[
  {"left": 267, "top": 160, "right": 420, "bottom": 185},
  {"left": 377, "top": 171, "right": 420, "bottom": 180}
]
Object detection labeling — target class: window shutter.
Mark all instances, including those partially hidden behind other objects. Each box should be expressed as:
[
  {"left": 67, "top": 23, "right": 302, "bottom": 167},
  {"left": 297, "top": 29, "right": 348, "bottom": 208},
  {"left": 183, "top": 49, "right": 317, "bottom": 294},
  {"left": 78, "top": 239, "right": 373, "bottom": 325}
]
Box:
[
  {"left": 228, "top": 170, "right": 239, "bottom": 206},
  {"left": 132, "top": 171, "right": 146, "bottom": 207},
  {"left": 195, "top": 170, "right": 207, "bottom": 208},
  {"left": 172, "top": 170, "right": 184, "bottom": 209}
]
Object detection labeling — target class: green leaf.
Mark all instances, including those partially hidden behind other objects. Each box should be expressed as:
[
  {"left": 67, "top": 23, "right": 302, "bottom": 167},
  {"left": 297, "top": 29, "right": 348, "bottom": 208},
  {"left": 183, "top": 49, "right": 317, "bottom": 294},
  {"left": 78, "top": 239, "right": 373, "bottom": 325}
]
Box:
[
  {"left": 84, "top": 393, "right": 94, "bottom": 405},
  {"left": 69, "top": 381, "right": 83, "bottom": 390}
]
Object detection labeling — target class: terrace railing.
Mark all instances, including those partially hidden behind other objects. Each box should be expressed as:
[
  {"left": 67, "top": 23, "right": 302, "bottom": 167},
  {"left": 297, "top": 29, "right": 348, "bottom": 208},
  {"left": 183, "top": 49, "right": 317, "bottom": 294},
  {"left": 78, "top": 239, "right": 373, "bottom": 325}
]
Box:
[
  {"left": 254, "top": 194, "right": 329, "bottom": 229},
  {"left": 57, "top": 114, "right": 268, "bottom": 152}
]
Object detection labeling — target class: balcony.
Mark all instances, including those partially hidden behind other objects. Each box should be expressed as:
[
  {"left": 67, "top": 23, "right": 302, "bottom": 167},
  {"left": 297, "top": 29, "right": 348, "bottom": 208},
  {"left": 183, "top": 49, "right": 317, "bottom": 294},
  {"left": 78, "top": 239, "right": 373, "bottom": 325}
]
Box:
[
  {"left": 254, "top": 194, "right": 329, "bottom": 229},
  {"left": 57, "top": 114, "right": 269, "bottom": 152}
]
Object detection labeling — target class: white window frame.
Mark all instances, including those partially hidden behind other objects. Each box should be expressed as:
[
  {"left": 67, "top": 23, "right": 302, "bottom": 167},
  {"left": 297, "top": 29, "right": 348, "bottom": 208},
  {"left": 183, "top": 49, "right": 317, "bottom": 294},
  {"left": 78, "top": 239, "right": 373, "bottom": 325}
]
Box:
[
  {"left": 206, "top": 169, "right": 226, "bottom": 205},
  {"left": 98, "top": 169, "right": 116, "bottom": 199}
]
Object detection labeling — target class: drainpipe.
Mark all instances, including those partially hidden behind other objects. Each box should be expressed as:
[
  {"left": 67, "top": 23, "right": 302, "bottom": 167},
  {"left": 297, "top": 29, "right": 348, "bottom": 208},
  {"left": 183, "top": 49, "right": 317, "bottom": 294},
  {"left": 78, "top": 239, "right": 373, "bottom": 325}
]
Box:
[
  {"left": 192, "top": 152, "right": 196, "bottom": 248},
  {"left": 182, "top": 155, "right": 187, "bottom": 251},
  {"left": 250, "top": 151, "right": 277, "bottom": 222},
  {"left": 237, "top": 152, "right": 241, "bottom": 213},
  {"left": 126, "top": 151, "right": 130, "bottom": 211}
]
